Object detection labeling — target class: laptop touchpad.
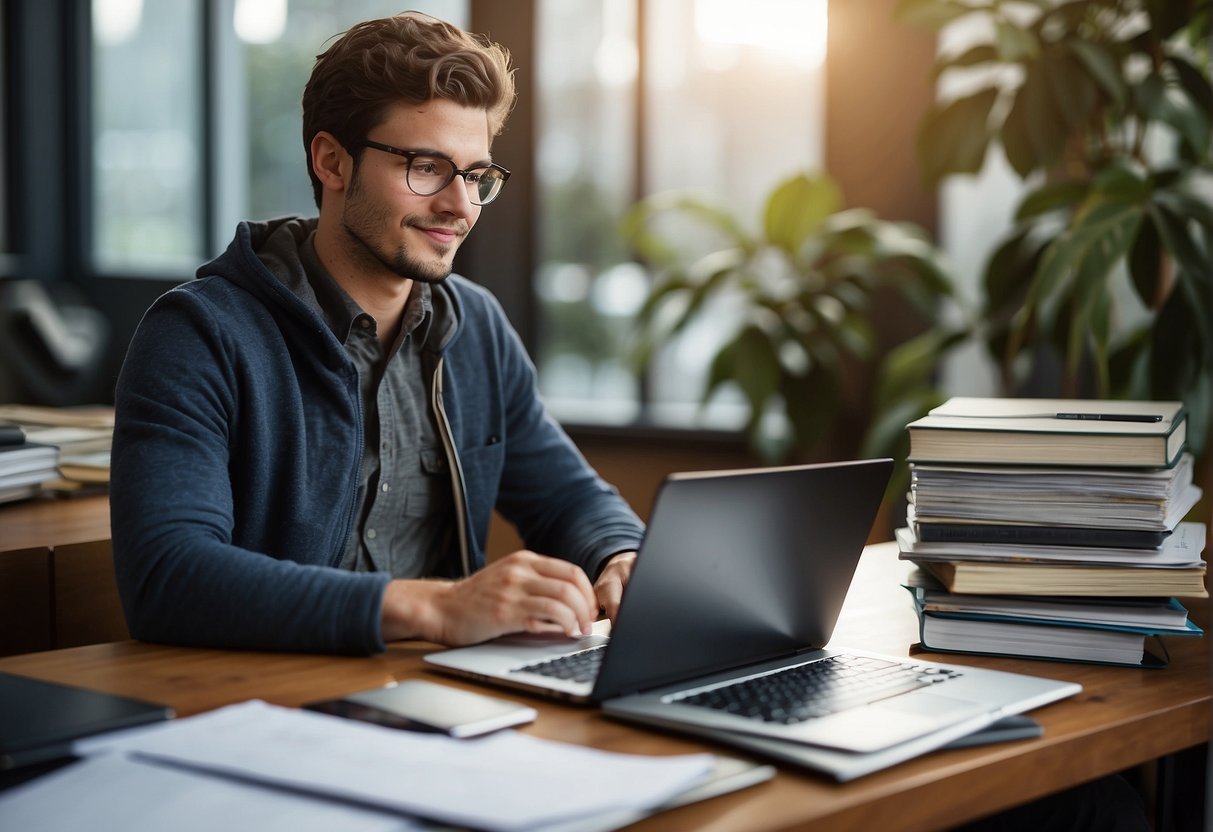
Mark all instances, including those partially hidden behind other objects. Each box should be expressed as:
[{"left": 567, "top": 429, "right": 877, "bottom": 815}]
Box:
[{"left": 793, "top": 693, "right": 989, "bottom": 753}]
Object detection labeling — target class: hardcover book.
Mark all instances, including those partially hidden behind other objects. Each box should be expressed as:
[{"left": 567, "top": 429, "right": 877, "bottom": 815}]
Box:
[
  {"left": 906, "top": 398, "right": 1186, "bottom": 468},
  {"left": 915, "top": 558, "right": 1208, "bottom": 598}
]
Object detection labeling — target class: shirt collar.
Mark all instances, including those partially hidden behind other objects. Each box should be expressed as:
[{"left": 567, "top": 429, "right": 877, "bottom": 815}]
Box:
[{"left": 298, "top": 234, "right": 434, "bottom": 348}]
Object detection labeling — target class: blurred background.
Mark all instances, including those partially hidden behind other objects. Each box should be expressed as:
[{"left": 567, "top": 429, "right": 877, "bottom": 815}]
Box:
[{"left": 1, "top": 0, "right": 1209, "bottom": 540}]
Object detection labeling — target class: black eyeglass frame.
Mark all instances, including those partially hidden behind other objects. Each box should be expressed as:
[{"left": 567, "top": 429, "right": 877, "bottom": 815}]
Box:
[{"left": 359, "top": 139, "right": 512, "bottom": 205}]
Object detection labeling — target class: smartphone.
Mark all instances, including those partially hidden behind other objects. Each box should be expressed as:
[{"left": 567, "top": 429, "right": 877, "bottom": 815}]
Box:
[{"left": 304, "top": 679, "right": 537, "bottom": 738}]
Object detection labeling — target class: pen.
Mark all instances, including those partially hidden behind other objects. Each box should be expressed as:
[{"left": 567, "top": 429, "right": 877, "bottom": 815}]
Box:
[{"left": 1054, "top": 413, "right": 1162, "bottom": 423}]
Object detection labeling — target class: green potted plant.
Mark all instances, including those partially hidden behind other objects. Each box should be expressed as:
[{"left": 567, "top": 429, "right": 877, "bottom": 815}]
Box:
[
  {"left": 622, "top": 171, "right": 955, "bottom": 461},
  {"left": 867, "top": 0, "right": 1213, "bottom": 472}
]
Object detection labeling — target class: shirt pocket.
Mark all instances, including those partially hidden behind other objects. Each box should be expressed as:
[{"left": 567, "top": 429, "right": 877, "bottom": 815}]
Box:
[{"left": 401, "top": 447, "right": 453, "bottom": 518}]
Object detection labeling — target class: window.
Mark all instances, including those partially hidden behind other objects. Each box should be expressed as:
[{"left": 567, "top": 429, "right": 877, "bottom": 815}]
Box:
[
  {"left": 82, "top": 0, "right": 828, "bottom": 433},
  {"left": 236, "top": 0, "right": 468, "bottom": 225},
  {"left": 91, "top": 0, "right": 204, "bottom": 274},
  {"left": 89, "top": 0, "right": 467, "bottom": 275},
  {"left": 535, "top": 0, "right": 828, "bottom": 428}
]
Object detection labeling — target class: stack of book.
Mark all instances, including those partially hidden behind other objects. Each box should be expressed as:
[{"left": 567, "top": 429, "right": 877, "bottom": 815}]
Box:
[
  {"left": 898, "top": 397, "right": 1206, "bottom": 668},
  {"left": 0, "top": 424, "right": 61, "bottom": 503},
  {"left": 0, "top": 404, "right": 114, "bottom": 493}
]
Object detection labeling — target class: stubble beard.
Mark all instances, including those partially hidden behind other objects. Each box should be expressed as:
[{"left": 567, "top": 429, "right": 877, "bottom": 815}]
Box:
[{"left": 340, "top": 182, "right": 464, "bottom": 285}]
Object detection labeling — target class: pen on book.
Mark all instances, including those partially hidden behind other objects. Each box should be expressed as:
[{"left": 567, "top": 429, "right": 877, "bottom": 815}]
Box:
[{"left": 1054, "top": 412, "right": 1162, "bottom": 423}]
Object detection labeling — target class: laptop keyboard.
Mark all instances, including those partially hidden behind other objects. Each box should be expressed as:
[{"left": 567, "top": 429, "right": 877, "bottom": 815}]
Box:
[
  {"left": 667, "top": 654, "right": 961, "bottom": 725},
  {"left": 514, "top": 645, "right": 607, "bottom": 684}
]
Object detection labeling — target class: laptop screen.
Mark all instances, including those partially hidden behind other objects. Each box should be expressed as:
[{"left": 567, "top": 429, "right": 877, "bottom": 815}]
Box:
[{"left": 592, "top": 459, "right": 893, "bottom": 700}]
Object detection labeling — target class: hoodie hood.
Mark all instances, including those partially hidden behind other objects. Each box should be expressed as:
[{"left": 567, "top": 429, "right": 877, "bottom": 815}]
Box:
[{"left": 199, "top": 217, "right": 464, "bottom": 359}]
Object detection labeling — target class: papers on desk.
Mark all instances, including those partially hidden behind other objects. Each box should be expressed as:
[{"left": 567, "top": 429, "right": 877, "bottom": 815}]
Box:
[
  {"left": 0, "top": 754, "right": 425, "bottom": 832},
  {"left": 0, "top": 700, "right": 721, "bottom": 832}
]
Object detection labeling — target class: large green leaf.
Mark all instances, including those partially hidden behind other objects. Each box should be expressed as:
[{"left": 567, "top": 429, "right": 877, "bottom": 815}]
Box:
[
  {"left": 620, "top": 192, "right": 749, "bottom": 264},
  {"left": 1170, "top": 54, "right": 1213, "bottom": 122},
  {"left": 1041, "top": 0, "right": 1093, "bottom": 33},
  {"left": 1151, "top": 200, "right": 1212, "bottom": 355},
  {"left": 1024, "top": 201, "right": 1142, "bottom": 334},
  {"left": 1108, "top": 324, "right": 1153, "bottom": 399},
  {"left": 1015, "top": 181, "right": 1087, "bottom": 221},
  {"left": 705, "top": 324, "right": 782, "bottom": 434},
  {"left": 1180, "top": 370, "right": 1211, "bottom": 458},
  {"left": 764, "top": 174, "right": 841, "bottom": 255},
  {"left": 1135, "top": 72, "right": 1169, "bottom": 124},
  {"left": 1155, "top": 188, "right": 1213, "bottom": 239},
  {"left": 1150, "top": 287, "right": 1204, "bottom": 397},
  {"left": 872, "top": 326, "right": 968, "bottom": 408},
  {"left": 817, "top": 308, "right": 878, "bottom": 361},
  {"left": 983, "top": 226, "right": 1045, "bottom": 314},
  {"left": 819, "top": 224, "right": 878, "bottom": 259},
  {"left": 703, "top": 336, "right": 739, "bottom": 403},
  {"left": 1150, "top": 199, "right": 1211, "bottom": 285},
  {"left": 1021, "top": 58, "right": 1070, "bottom": 169},
  {"left": 781, "top": 363, "right": 840, "bottom": 454},
  {"left": 917, "top": 87, "right": 1000, "bottom": 184},
  {"left": 1090, "top": 162, "right": 1151, "bottom": 201},
  {"left": 999, "top": 90, "right": 1036, "bottom": 178},
  {"left": 884, "top": 253, "right": 955, "bottom": 306},
  {"left": 1067, "top": 40, "right": 1127, "bottom": 109},
  {"left": 932, "top": 43, "right": 999, "bottom": 79},
  {"left": 1127, "top": 216, "right": 1164, "bottom": 310},
  {"left": 634, "top": 271, "right": 692, "bottom": 326},
  {"left": 1088, "top": 286, "right": 1113, "bottom": 392},
  {"left": 1148, "top": 0, "right": 1199, "bottom": 40},
  {"left": 860, "top": 391, "right": 941, "bottom": 461},
  {"left": 1066, "top": 245, "right": 1122, "bottom": 389},
  {"left": 1138, "top": 71, "right": 1212, "bottom": 157},
  {"left": 663, "top": 257, "right": 744, "bottom": 337},
  {"left": 996, "top": 20, "right": 1039, "bottom": 61}
]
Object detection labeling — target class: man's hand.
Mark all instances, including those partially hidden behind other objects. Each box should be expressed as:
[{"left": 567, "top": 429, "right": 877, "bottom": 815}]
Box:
[
  {"left": 380, "top": 550, "right": 598, "bottom": 646},
  {"left": 593, "top": 550, "right": 637, "bottom": 624}
]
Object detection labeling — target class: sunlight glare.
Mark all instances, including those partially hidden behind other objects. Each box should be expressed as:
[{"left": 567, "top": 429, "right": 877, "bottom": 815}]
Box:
[
  {"left": 694, "top": 0, "right": 828, "bottom": 68},
  {"left": 93, "top": 0, "right": 144, "bottom": 46},
  {"left": 235, "top": 0, "right": 288, "bottom": 45}
]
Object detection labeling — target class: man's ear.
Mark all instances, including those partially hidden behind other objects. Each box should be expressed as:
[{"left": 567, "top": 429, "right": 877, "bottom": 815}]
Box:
[{"left": 310, "top": 131, "right": 350, "bottom": 194}]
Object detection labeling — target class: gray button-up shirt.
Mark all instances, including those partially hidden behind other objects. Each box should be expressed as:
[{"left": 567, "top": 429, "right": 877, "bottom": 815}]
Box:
[{"left": 295, "top": 236, "right": 458, "bottom": 577}]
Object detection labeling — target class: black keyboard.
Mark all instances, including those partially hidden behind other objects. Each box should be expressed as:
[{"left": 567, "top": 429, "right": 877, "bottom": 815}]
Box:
[
  {"left": 668, "top": 654, "right": 960, "bottom": 725},
  {"left": 513, "top": 646, "right": 607, "bottom": 684}
]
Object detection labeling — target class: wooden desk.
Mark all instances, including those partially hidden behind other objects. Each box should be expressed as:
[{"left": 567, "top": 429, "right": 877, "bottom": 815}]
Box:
[
  {"left": 0, "top": 543, "right": 1207, "bottom": 831},
  {"left": 0, "top": 494, "right": 125, "bottom": 655}
]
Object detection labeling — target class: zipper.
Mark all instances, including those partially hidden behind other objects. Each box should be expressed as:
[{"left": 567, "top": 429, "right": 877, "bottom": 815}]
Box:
[
  {"left": 333, "top": 371, "right": 362, "bottom": 568},
  {"left": 431, "top": 356, "right": 472, "bottom": 577}
]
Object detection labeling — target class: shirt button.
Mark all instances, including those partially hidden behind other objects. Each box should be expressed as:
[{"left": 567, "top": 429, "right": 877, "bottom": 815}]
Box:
[
  {"left": 366, "top": 528, "right": 377, "bottom": 540},
  {"left": 359, "top": 319, "right": 372, "bottom": 330},
  {"left": 381, "top": 482, "right": 390, "bottom": 493}
]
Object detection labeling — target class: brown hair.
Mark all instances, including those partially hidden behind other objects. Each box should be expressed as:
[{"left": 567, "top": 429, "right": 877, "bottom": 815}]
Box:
[{"left": 301, "top": 11, "right": 516, "bottom": 208}]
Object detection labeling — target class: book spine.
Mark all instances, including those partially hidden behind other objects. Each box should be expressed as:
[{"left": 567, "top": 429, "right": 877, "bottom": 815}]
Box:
[{"left": 914, "top": 523, "right": 1165, "bottom": 549}]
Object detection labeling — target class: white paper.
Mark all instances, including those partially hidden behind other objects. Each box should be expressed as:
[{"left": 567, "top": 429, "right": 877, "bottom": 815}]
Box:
[
  {"left": 78, "top": 700, "right": 713, "bottom": 832},
  {"left": 0, "top": 754, "right": 423, "bottom": 832}
]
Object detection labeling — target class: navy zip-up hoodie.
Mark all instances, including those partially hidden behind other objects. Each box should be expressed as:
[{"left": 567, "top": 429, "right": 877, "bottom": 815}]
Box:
[{"left": 111, "top": 218, "right": 644, "bottom": 655}]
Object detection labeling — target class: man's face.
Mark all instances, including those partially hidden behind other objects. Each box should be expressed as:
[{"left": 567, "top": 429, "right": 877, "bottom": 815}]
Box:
[{"left": 341, "top": 99, "right": 491, "bottom": 284}]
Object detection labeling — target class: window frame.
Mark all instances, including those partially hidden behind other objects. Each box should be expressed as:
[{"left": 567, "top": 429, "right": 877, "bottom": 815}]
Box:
[{"left": 2, "top": 0, "right": 936, "bottom": 448}]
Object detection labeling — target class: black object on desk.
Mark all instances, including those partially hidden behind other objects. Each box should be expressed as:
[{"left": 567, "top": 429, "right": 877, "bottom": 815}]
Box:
[{"left": 0, "top": 671, "right": 172, "bottom": 772}]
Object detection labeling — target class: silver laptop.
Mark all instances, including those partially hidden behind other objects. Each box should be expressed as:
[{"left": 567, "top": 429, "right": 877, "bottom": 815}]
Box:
[{"left": 426, "top": 459, "right": 1081, "bottom": 780}]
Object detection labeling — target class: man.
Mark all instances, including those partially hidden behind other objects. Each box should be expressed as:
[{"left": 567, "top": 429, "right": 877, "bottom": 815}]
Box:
[{"left": 110, "top": 12, "right": 643, "bottom": 655}]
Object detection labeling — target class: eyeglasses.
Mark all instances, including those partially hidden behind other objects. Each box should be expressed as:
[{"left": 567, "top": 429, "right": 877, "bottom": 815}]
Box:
[{"left": 360, "top": 139, "right": 511, "bottom": 206}]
